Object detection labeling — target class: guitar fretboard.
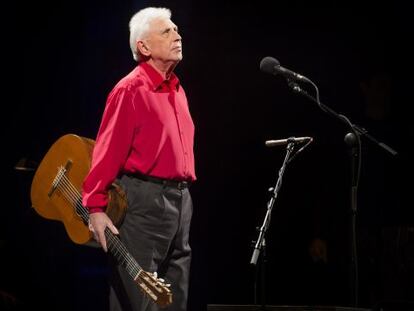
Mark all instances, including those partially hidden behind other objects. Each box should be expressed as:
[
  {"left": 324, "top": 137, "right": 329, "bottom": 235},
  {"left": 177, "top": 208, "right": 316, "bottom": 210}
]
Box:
[{"left": 105, "top": 228, "right": 143, "bottom": 279}]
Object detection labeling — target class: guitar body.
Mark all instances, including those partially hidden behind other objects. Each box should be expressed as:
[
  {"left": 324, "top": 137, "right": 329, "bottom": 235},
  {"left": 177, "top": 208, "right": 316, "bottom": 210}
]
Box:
[
  {"left": 30, "top": 134, "right": 126, "bottom": 245},
  {"left": 31, "top": 134, "right": 94, "bottom": 244}
]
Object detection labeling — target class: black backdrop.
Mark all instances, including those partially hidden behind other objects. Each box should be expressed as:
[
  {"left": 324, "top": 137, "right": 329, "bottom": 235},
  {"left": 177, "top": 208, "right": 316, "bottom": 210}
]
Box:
[{"left": 2, "top": 1, "right": 414, "bottom": 310}]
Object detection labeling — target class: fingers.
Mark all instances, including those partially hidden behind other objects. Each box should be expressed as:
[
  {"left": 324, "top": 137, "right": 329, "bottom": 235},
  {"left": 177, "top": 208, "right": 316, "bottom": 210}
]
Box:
[
  {"left": 88, "top": 222, "right": 99, "bottom": 241},
  {"left": 99, "top": 223, "right": 120, "bottom": 252},
  {"left": 88, "top": 222, "right": 107, "bottom": 252},
  {"left": 97, "top": 231, "right": 108, "bottom": 252},
  {"left": 88, "top": 213, "right": 119, "bottom": 252},
  {"left": 100, "top": 224, "right": 119, "bottom": 252},
  {"left": 111, "top": 224, "right": 119, "bottom": 235},
  {"left": 88, "top": 223, "right": 106, "bottom": 251}
]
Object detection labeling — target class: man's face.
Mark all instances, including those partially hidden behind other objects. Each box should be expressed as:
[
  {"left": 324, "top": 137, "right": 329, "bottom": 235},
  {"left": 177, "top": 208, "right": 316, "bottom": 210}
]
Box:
[{"left": 144, "top": 18, "right": 182, "bottom": 65}]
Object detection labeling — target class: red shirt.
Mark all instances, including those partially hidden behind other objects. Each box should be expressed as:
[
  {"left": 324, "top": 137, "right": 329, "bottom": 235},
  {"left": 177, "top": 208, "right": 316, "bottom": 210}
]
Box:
[{"left": 82, "top": 62, "right": 196, "bottom": 212}]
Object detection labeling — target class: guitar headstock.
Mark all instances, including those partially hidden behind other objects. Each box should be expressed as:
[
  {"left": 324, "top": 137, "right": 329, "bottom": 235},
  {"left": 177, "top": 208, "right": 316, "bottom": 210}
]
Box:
[{"left": 135, "top": 270, "right": 173, "bottom": 308}]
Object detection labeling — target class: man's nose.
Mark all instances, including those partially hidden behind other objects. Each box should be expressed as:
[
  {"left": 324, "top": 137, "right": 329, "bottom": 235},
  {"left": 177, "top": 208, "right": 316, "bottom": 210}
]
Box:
[{"left": 174, "top": 31, "right": 182, "bottom": 41}]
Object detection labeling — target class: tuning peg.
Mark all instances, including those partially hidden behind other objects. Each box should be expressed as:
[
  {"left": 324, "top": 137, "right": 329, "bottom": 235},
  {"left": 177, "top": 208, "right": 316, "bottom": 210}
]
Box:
[
  {"left": 165, "top": 283, "right": 171, "bottom": 287},
  {"left": 158, "top": 278, "right": 165, "bottom": 282},
  {"left": 153, "top": 272, "right": 158, "bottom": 278}
]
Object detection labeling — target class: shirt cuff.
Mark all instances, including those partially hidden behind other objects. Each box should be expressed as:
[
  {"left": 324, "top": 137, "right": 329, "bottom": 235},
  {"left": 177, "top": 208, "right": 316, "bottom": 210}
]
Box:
[{"left": 88, "top": 206, "right": 106, "bottom": 213}]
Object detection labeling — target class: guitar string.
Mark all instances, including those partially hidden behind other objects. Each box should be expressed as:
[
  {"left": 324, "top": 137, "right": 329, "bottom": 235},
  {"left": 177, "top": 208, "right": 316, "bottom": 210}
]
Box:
[{"left": 56, "top": 172, "right": 142, "bottom": 277}]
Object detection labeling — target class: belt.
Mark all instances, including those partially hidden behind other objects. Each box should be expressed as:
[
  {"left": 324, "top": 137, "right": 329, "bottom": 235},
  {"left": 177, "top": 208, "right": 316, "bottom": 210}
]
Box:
[{"left": 128, "top": 172, "right": 190, "bottom": 190}]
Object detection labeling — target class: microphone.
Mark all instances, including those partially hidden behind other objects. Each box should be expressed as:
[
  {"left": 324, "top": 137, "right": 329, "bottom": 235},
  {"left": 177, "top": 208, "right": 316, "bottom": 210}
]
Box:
[
  {"left": 265, "top": 136, "right": 312, "bottom": 147},
  {"left": 260, "top": 56, "right": 311, "bottom": 83}
]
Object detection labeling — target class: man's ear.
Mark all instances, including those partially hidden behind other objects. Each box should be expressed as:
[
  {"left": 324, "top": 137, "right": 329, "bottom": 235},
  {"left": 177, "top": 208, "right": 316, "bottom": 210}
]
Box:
[{"left": 137, "top": 41, "right": 151, "bottom": 57}]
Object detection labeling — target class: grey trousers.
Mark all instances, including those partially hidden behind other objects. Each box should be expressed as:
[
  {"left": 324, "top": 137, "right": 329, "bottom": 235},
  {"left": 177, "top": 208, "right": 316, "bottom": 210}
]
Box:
[{"left": 109, "top": 175, "right": 193, "bottom": 311}]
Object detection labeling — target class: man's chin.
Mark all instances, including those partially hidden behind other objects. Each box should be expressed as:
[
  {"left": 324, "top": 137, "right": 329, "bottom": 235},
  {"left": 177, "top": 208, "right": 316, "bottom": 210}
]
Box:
[{"left": 167, "top": 54, "right": 183, "bottom": 66}]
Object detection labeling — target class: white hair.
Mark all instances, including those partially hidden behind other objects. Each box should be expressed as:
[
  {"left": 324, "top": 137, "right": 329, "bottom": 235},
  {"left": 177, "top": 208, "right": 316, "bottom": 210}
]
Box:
[{"left": 129, "top": 7, "right": 171, "bottom": 62}]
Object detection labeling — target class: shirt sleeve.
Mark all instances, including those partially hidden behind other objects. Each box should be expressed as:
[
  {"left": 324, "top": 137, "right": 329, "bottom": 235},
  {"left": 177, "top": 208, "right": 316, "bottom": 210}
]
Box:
[{"left": 82, "top": 86, "right": 136, "bottom": 213}]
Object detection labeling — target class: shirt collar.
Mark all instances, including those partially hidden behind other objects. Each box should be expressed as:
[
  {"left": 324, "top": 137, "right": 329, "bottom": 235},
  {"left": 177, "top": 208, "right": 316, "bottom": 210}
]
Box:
[{"left": 140, "top": 62, "right": 180, "bottom": 92}]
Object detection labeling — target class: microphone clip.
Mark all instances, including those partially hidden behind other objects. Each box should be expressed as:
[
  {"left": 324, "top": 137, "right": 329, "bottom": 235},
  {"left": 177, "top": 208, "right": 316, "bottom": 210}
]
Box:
[{"left": 287, "top": 79, "right": 301, "bottom": 93}]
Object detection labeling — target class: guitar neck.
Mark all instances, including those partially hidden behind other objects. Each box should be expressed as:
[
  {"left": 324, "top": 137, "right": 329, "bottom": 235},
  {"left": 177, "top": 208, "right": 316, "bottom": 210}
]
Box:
[
  {"left": 104, "top": 228, "right": 143, "bottom": 279},
  {"left": 77, "top": 202, "right": 142, "bottom": 280}
]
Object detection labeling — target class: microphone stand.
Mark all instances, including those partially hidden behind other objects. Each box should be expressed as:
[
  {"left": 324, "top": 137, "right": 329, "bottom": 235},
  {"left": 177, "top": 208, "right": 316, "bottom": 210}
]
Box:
[
  {"left": 287, "top": 80, "right": 398, "bottom": 308},
  {"left": 250, "top": 140, "right": 296, "bottom": 309}
]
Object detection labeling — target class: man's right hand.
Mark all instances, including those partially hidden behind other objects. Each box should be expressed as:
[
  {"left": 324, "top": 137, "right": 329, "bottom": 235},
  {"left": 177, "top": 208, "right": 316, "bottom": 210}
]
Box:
[{"left": 88, "top": 212, "right": 119, "bottom": 252}]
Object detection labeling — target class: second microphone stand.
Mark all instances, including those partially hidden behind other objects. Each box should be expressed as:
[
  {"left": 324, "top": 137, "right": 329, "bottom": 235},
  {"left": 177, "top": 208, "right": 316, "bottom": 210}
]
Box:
[{"left": 250, "top": 138, "right": 309, "bottom": 308}]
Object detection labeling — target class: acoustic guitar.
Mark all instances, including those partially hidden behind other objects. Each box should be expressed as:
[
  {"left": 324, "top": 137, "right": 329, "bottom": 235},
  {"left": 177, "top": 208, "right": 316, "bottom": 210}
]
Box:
[{"left": 30, "top": 133, "right": 172, "bottom": 308}]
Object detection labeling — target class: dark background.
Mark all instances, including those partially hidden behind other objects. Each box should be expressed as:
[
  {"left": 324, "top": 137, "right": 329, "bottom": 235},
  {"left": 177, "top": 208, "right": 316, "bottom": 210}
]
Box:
[{"left": 2, "top": 1, "right": 414, "bottom": 310}]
